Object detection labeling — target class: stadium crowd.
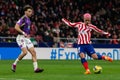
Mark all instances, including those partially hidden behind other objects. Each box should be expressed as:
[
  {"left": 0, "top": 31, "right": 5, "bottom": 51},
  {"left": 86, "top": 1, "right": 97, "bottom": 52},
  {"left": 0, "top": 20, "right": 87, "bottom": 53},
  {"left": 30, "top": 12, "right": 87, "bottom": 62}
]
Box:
[{"left": 0, "top": 0, "right": 120, "bottom": 47}]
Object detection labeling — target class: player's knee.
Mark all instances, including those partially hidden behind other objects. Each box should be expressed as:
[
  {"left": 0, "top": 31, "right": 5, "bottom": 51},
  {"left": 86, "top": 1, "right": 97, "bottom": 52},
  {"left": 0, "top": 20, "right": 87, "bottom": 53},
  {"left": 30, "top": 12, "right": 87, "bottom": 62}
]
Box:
[
  {"left": 79, "top": 53, "right": 85, "bottom": 58},
  {"left": 31, "top": 50, "right": 36, "bottom": 54},
  {"left": 93, "top": 57, "right": 98, "bottom": 60},
  {"left": 22, "top": 52, "right": 28, "bottom": 55},
  {"left": 22, "top": 48, "right": 28, "bottom": 55},
  {"left": 92, "top": 54, "right": 98, "bottom": 59},
  {"left": 30, "top": 50, "right": 36, "bottom": 57},
  {"left": 22, "top": 50, "right": 28, "bottom": 55}
]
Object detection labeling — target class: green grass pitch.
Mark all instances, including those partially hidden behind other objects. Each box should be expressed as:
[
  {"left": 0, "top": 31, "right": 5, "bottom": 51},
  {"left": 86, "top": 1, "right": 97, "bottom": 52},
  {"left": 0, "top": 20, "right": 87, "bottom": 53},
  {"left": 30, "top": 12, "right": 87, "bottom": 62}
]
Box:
[{"left": 0, "top": 60, "right": 120, "bottom": 80}]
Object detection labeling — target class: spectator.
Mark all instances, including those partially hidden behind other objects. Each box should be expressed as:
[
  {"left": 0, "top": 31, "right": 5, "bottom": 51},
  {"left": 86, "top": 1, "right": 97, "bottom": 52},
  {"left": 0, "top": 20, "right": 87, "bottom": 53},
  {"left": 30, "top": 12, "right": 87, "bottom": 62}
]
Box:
[
  {"left": 0, "top": 0, "right": 119, "bottom": 45},
  {"left": 110, "top": 34, "right": 119, "bottom": 44}
]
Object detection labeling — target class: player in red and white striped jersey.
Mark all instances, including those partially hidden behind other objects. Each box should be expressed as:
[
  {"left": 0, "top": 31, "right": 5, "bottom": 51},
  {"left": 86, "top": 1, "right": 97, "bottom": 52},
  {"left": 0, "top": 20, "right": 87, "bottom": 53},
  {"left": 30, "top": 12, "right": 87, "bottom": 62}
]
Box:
[{"left": 62, "top": 13, "right": 113, "bottom": 74}]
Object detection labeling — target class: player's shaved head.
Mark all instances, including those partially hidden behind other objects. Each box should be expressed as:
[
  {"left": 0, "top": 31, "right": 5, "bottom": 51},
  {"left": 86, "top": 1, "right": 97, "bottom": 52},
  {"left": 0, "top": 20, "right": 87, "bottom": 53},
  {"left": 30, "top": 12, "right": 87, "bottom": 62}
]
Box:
[
  {"left": 83, "top": 13, "right": 91, "bottom": 19},
  {"left": 83, "top": 13, "right": 91, "bottom": 25}
]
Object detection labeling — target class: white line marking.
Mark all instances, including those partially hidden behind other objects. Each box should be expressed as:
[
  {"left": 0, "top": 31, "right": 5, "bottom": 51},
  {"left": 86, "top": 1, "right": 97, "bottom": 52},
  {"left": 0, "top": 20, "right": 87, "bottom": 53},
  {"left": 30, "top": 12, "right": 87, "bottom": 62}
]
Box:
[
  {"left": 0, "top": 78, "right": 25, "bottom": 80},
  {"left": 0, "top": 78, "right": 5, "bottom": 80}
]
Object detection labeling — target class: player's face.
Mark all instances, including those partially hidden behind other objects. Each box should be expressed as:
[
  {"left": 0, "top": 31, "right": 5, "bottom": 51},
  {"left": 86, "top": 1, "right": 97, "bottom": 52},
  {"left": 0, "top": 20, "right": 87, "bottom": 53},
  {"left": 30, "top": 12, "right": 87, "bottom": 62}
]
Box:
[
  {"left": 25, "top": 9, "right": 33, "bottom": 17},
  {"left": 84, "top": 18, "right": 91, "bottom": 25}
]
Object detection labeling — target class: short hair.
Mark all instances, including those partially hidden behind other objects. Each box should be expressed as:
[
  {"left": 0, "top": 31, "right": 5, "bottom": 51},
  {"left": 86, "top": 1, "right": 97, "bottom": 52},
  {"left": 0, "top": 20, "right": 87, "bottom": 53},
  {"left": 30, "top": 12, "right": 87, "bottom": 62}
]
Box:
[{"left": 23, "top": 5, "right": 33, "bottom": 12}]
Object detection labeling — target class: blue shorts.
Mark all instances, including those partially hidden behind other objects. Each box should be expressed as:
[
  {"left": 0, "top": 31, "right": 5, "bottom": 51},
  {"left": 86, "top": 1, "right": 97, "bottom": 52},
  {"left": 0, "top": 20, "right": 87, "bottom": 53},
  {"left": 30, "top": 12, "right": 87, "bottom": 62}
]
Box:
[{"left": 77, "top": 44, "right": 96, "bottom": 57}]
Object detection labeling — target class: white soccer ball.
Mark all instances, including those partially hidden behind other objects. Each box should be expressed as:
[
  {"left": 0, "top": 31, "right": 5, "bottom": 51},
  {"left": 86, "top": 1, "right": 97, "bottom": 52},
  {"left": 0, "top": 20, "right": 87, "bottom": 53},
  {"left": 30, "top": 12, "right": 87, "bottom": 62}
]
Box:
[{"left": 93, "top": 65, "right": 102, "bottom": 74}]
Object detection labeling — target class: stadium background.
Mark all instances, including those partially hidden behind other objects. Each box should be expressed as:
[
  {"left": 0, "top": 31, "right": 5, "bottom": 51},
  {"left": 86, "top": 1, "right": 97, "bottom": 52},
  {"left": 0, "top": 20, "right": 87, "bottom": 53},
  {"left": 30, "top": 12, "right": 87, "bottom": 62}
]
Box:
[
  {"left": 0, "top": 0, "right": 120, "bottom": 47},
  {"left": 0, "top": 0, "right": 120, "bottom": 59}
]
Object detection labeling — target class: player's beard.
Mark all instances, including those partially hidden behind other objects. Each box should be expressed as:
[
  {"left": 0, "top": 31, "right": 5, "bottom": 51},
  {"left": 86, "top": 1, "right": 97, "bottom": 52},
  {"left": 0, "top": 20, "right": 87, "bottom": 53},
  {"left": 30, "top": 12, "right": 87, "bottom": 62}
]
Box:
[
  {"left": 28, "top": 14, "right": 32, "bottom": 18},
  {"left": 85, "top": 22, "right": 89, "bottom": 25}
]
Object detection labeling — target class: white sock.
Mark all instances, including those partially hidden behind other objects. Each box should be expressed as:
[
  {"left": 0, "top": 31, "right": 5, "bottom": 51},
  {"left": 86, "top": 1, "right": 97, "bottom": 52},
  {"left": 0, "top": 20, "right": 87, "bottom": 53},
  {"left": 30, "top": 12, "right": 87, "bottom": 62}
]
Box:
[
  {"left": 13, "top": 58, "right": 19, "bottom": 65},
  {"left": 33, "top": 62, "right": 38, "bottom": 70}
]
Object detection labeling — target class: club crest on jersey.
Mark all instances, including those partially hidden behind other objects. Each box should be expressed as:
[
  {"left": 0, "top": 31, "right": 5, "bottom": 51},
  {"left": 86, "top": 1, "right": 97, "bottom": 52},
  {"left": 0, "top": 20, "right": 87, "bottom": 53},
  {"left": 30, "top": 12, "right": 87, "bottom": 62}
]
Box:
[
  {"left": 79, "top": 29, "right": 91, "bottom": 34},
  {"left": 79, "top": 30, "right": 87, "bottom": 34}
]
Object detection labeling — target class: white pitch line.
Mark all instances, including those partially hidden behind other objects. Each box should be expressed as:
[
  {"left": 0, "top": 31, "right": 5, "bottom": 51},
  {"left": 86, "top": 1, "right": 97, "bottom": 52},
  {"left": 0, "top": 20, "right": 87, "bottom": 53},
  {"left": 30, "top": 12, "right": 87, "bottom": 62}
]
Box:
[
  {"left": 0, "top": 78, "right": 6, "bottom": 80},
  {"left": 0, "top": 78, "right": 25, "bottom": 80},
  {"left": 15, "top": 79, "right": 25, "bottom": 80}
]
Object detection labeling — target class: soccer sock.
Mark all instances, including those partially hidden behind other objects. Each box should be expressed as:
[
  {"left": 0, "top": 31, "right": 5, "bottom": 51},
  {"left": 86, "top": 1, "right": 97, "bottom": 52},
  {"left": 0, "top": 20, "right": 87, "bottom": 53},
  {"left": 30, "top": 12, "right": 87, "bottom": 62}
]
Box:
[
  {"left": 97, "top": 54, "right": 103, "bottom": 60},
  {"left": 81, "top": 58, "right": 89, "bottom": 70},
  {"left": 102, "top": 56, "right": 105, "bottom": 60},
  {"left": 33, "top": 62, "right": 38, "bottom": 70},
  {"left": 96, "top": 54, "right": 107, "bottom": 60},
  {"left": 13, "top": 58, "right": 19, "bottom": 65}
]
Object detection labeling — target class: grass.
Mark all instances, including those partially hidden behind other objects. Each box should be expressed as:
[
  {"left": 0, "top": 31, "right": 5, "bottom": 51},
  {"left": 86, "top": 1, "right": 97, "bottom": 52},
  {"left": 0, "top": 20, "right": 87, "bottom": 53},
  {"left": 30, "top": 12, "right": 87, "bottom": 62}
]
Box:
[{"left": 0, "top": 60, "right": 120, "bottom": 80}]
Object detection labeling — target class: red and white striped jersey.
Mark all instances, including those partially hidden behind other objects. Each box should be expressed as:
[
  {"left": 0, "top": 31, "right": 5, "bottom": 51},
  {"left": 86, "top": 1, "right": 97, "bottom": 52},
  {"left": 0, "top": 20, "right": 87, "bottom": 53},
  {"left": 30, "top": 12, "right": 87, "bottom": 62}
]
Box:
[{"left": 62, "top": 18, "right": 109, "bottom": 44}]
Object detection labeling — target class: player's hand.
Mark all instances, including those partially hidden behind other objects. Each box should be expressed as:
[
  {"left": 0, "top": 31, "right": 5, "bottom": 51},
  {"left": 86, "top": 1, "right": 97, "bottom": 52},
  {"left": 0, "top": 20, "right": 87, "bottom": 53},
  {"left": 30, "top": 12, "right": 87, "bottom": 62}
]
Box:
[
  {"left": 62, "top": 18, "right": 67, "bottom": 22},
  {"left": 61, "top": 18, "right": 70, "bottom": 25},
  {"left": 22, "top": 32, "right": 28, "bottom": 37},
  {"left": 62, "top": 18, "right": 65, "bottom": 22},
  {"left": 105, "top": 32, "right": 111, "bottom": 36},
  {"left": 26, "top": 35, "right": 30, "bottom": 38}
]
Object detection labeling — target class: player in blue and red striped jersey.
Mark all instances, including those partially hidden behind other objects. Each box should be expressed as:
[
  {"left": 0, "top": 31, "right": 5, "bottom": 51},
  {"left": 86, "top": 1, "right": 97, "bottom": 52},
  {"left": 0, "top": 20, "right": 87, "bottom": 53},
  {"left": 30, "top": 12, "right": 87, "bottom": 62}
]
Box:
[
  {"left": 11, "top": 5, "right": 44, "bottom": 73},
  {"left": 62, "top": 13, "right": 113, "bottom": 74}
]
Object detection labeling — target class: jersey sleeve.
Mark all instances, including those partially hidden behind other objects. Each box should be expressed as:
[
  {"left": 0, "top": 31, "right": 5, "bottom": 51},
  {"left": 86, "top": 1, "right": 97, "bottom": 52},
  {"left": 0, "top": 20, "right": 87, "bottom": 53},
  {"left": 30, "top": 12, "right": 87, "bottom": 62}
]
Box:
[
  {"left": 90, "top": 24, "right": 107, "bottom": 34},
  {"left": 16, "top": 18, "right": 23, "bottom": 26},
  {"left": 16, "top": 16, "right": 25, "bottom": 27},
  {"left": 62, "top": 18, "right": 81, "bottom": 28}
]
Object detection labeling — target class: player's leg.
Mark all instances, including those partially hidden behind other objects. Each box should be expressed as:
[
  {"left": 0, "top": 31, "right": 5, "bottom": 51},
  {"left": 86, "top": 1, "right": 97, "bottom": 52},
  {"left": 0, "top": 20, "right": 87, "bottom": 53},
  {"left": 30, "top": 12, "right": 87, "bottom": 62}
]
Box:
[
  {"left": 26, "top": 38, "right": 44, "bottom": 73},
  {"left": 12, "top": 48, "right": 28, "bottom": 72},
  {"left": 79, "top": 53, "right": 91, "bottom": 74},
  {"left": 78, "top": 45, "right": 91, "bottom": 74},
  {"left": 18, "top": 48, "right": 28, "bottom": 60},
  {"left": 12, "top": 35, "right": 28, "bottom": 72},
  {"left": 91, "top": 53, "right": 113, "bottom": 62},
  {"left": 28, "top": 47, "right": 44, "bottom": 73},
  {"left": 86, "top": 44, "right": 113, "bottom": 62}
]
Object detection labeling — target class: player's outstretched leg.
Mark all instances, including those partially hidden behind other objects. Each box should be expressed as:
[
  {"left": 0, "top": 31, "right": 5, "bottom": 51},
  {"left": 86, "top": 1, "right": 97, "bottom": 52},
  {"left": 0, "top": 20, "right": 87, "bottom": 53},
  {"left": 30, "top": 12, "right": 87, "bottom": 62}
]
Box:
[
  {"left": 102, "top": 56, "right": 113, "bottom": 62},
  {"left": 97, "top": 54, "right": 113, "bottom": 62}
]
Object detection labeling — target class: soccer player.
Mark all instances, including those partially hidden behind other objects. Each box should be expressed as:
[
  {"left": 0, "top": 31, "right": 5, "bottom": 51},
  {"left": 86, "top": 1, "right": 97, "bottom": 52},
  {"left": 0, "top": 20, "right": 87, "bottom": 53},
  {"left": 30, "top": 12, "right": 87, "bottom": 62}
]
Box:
[
  {"left": 62, "top": 13, "right": 113, "bottom": 74},
  {"left": 11, "top": 5, "right": 44, "bottom": 73}
]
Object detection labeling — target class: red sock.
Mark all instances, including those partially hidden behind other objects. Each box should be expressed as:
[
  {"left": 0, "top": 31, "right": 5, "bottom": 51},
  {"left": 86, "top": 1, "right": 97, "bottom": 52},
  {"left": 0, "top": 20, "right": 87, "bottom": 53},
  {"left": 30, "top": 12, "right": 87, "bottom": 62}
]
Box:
[
  {"left": 102, "top": 56, "right": 105, "bottom": 60},
  {"left": 83, "top": 62, "right": 89, "bottom": 70}
]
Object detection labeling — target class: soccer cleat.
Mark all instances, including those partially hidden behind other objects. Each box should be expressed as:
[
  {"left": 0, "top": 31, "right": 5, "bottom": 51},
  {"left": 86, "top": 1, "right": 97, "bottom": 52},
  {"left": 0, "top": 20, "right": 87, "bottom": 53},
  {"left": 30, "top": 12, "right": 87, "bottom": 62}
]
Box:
[
  {"left": 34, "top": 68, "right": 44, "bottom": 73},
  {"left": 84, "top": 69, "right": 91, "bottom": 74},
  {"left": 104, "top": 56, "right": 113, "bottom": 62},
  {"left": 11, "top": 64, "right": 16, "bottom": 72}
]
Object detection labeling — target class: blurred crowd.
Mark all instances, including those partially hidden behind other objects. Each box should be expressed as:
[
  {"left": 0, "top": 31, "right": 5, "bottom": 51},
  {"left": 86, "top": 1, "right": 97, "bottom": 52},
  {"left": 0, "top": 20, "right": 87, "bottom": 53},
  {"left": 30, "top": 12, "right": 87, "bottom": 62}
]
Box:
[{"left": 0, "top": 0, "right": 120, "bottom": 46}]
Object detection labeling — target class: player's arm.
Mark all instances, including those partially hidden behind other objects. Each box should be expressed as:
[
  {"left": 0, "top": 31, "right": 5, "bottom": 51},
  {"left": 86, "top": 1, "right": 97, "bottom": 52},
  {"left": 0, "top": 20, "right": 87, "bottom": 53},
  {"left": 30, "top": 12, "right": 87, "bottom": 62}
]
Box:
[
  {"left": 15, "top": 19, "right": 27, "bottom": 36},
  {"left": 90, "top": 25, "right": 110, "bottom": 36},
  {"left": 62, "top": 18, "right": 81, "bottom": 27}
]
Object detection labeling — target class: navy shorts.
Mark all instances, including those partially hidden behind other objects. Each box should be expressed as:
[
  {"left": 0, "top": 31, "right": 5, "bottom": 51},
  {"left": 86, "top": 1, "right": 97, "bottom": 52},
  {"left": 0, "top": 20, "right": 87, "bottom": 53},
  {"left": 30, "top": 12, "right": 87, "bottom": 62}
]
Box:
[{"left": 77, "top": 44, "right": 96, "bottom": 57}]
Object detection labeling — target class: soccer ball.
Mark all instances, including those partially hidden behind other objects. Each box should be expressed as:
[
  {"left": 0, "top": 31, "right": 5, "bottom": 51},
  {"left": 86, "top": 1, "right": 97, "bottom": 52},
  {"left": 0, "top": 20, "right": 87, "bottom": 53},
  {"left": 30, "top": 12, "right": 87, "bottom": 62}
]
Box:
[{"left": 93, "top": 65, "right": 102, "bottom": 74}]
